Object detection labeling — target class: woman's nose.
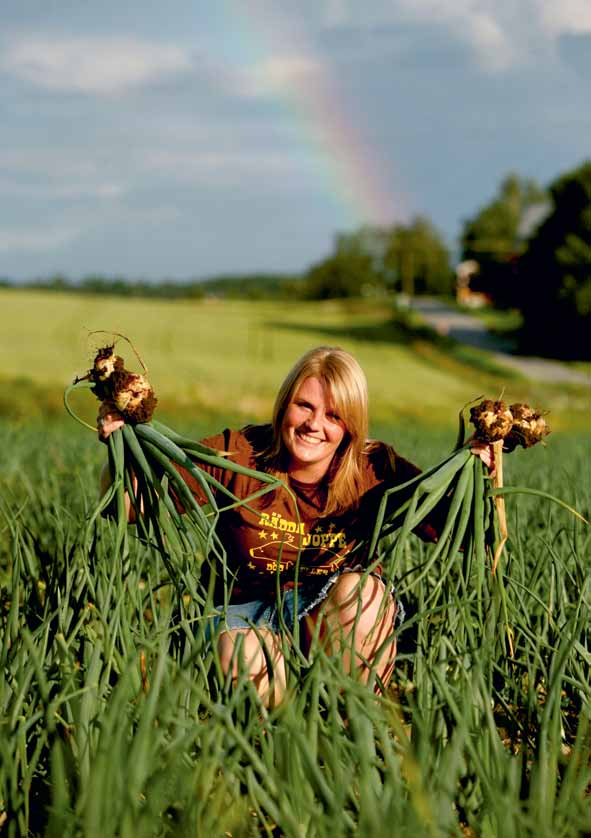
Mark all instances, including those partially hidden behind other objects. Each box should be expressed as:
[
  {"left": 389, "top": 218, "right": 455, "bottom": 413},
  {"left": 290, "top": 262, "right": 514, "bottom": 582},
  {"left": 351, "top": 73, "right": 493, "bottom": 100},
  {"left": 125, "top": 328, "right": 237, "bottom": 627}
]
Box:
[{"left": 305, "top": 410, "right": 322, "bottom": 430}]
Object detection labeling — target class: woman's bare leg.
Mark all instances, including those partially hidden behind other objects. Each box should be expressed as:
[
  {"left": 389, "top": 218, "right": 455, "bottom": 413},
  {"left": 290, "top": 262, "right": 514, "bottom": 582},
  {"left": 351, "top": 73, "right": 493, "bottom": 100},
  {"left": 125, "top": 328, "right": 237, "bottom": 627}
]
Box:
[
  {"left": 217, "top": 627, "right": 287, "bottom": 707},
  {"left": 305, "top": 572, "right": 397, "bottom": 690}
]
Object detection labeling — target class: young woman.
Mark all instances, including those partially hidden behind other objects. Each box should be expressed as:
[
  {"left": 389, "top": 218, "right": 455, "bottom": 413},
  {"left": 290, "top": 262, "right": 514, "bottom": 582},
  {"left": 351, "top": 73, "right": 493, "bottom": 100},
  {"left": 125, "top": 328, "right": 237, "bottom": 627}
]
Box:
[{"left": 99, "top": 346, "right": 488, "bottom": 706}]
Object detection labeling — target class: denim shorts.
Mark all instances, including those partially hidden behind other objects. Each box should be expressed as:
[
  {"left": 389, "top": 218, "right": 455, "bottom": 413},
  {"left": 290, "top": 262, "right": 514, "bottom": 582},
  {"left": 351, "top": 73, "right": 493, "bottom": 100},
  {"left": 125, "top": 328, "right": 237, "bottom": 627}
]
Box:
[{"left": 209, "top": 568, "right": 405, "bottom": 635}]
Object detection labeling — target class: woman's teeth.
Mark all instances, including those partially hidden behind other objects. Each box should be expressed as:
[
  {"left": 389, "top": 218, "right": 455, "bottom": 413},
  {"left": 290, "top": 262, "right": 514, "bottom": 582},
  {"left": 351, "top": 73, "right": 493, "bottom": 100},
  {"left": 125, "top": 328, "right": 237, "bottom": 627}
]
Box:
[{"left": 298, "top": 432, "right": 322, "bottom": 445}]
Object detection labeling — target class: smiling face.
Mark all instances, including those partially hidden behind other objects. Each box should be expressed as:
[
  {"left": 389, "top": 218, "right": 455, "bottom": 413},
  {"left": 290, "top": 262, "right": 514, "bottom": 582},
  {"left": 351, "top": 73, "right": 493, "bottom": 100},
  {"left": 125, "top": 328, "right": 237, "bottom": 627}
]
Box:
[{"left": 281, "top": 376, "right": 347, "bottom": 483}]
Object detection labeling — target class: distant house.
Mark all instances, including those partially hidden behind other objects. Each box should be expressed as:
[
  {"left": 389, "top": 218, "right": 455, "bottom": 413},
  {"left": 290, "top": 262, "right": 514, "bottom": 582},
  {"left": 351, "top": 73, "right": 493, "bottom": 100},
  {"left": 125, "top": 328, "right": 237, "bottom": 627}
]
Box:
[
  {"left": 455, "top": 259, "right": 490, "bottom": 308},
  {"left": 516, "top": 201, "right": 551, "bottom": 242},
  {"left": 456, "top": 200, "right": 551, "bottom": 308}
]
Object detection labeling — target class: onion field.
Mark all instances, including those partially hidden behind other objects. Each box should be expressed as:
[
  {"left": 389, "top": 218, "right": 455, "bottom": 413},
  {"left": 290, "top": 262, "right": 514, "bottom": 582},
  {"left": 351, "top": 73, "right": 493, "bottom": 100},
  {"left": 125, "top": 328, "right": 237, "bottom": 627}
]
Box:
[
  {"left": 2, "top": 419, "right": 590, "bottom": 836},
  {"left": 1, "top": 291, "right": 590, "bottom": 836}
]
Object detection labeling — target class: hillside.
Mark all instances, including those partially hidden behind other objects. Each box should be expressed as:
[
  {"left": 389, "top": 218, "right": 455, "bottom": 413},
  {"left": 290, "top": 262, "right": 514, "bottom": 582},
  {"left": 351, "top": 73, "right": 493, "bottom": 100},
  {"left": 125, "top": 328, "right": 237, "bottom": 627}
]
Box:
[{"left": 1, "top": 289, "right": 588, "bottom": 433}]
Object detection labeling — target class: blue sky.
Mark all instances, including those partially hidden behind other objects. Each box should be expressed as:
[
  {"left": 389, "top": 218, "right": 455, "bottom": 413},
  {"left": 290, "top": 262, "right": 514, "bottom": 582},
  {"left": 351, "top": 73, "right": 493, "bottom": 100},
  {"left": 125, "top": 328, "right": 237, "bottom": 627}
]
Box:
[{"left": 1, "top": 0, "right": 590, "bottom": 280}]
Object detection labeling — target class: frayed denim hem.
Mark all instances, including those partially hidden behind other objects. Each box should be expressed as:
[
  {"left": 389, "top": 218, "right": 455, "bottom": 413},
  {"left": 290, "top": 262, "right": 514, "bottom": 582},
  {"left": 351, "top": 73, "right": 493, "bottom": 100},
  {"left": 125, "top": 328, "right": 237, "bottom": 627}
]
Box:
[
  {"left": 297, "top": 565, "right": 405, "bottom": 628},
  {"left": 210, "top": 566, "right": 405, "bottom": 635}
]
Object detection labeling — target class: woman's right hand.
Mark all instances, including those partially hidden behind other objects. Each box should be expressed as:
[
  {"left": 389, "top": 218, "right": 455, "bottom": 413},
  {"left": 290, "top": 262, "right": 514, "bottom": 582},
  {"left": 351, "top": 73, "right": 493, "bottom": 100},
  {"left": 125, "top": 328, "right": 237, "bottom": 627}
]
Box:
[{"left": 97, "top": 400, "right": 125, "bottom": 442}]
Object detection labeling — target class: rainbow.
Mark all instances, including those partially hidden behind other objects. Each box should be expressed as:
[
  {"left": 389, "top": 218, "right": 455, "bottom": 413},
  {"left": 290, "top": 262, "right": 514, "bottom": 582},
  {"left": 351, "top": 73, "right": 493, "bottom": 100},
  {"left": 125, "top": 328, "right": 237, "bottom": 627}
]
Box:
[{"left": 222, "top": 0, "right": 405, "bottom": 227}]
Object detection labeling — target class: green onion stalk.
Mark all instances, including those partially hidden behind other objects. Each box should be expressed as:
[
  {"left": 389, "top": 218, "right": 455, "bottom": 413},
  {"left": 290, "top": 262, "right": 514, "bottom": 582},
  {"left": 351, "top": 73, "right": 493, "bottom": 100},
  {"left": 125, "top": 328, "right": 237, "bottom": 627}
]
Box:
[
  {"left": 64, "top": 343, "right": 288, "bottom": 636},
  {"left": 367, "top": 398, "right": 586, "bottom": 658}
]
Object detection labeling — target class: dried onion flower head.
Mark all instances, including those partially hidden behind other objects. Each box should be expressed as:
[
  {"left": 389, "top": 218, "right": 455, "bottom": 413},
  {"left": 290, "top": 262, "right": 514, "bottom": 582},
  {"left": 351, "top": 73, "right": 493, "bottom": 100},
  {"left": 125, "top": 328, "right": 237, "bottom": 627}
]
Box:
[
  {"left": 112, "top": 372, "right": 158, "bottom": 423},
  {"left": 89, "top": 345, "right": 125, "bottom": 400},
  {"left": 93, "top": 345, "right": 124, "bottom": 381},
  {"left": 503, "top": 403, "right": 550, "bottom": 451},
  {"left": 469, "top": 399, "right": 514, "bottom": 442}
]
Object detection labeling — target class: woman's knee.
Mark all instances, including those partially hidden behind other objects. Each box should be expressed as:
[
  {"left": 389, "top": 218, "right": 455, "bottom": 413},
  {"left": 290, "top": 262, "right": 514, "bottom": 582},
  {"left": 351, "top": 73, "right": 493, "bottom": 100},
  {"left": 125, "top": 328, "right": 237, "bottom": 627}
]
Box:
[
  {"left": 218, "top": 628, "right": 258, "bottom": 676},
  {"left": 217, "top": 627, "right": 281, "bottom": 678},
  {"left": 216, "top": 627, "right": 287, "bottom": 706},
  {"left": 312, "top": 573, "right": 397, "bottom": 686},
  {"left": 326, "top": 572, "right": 394, "bottom": 632}
]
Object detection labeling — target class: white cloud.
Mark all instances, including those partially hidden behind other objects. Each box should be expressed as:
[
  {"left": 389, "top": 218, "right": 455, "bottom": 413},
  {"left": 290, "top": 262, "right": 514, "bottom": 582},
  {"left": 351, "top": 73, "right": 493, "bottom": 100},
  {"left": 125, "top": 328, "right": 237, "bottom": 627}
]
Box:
[
  {"left": 536, "top": 0, "right": 591, "bottom": 34},
  {"left": 2, "top": 35, "right": 192, "bottom": 94},
  {"left": 142, "top": 147, "right": 309, "bottom": 184},
  {"left": 322, "top": 0, "right": 349, "bottom": 28},
  {"left": 0, "top": 149, "right": 126, "bottom": 200},
  {"left": 0, "top": 149, "right": 99, "bottom": 177},
  {"left": 0, "top": 178, "right": 124, "bottom": 200},
  {"left": 0, "top": 225, "right": 80, "bottom": 253},
  {"left": 463, "top": 11, "right": 515, "bottom": 72},
  {"left": 318, "top": 0, "right": 591, "bottom": 70},
  {"left": 383, "top": 0, "right": 525, "bottom": 70},
  {"left": 233, "top": 56, "right": 322, "bottom": 98}
]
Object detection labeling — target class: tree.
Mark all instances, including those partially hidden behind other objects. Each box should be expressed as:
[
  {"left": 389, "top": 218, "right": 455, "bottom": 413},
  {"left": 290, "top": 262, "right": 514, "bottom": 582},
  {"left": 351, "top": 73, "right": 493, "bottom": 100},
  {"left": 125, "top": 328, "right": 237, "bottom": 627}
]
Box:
[
  {"left": 304, "top": 227, "right": 385, "bottom": 299},
  {"left": 517, "top": 160, "right": 591, "bottom": 359},
  {"left": 303, "top": 218, "right": 452, "bottom": 299},
  {"left": 460, "top": 174, "right": 547, "bottom": 306},
  {"left": 383, "top": 216, "right": 453, "bottom": 296}
]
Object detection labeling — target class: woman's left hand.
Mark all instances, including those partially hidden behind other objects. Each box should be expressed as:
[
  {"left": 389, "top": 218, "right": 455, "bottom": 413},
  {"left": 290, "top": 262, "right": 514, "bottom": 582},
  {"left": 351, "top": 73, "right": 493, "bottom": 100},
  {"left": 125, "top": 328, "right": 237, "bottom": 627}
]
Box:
[{"left": 470, "top": 440, "right": 496, "bottom": 474}]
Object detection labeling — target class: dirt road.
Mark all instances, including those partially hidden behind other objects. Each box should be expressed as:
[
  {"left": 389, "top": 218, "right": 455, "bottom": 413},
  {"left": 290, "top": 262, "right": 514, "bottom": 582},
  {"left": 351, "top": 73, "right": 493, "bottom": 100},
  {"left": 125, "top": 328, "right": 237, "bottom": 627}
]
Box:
[{"left": 409, "top": 297, "right": 590, "bottom": 386}]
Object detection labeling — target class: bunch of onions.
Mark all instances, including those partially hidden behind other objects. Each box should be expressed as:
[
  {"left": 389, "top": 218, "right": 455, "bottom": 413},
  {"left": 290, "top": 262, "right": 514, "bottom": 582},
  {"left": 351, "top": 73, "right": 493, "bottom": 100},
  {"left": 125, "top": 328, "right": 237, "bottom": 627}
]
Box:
[
  {"left": 76, "top": 343, "right": 158, "bottom": 423},
  {"left": 368, "top": 398, "right": 585, "bottom": 654},
  {"left": 467, "top": 400, "right": 550, "bottom": 575},
  {"left": 64, "top": 343, "right": 285, "bottom": 594},
  {"left": 369, "top": 397, "right": 565, "bottom": 562},
  {"left": 469, "top": 400, "right": 550, "bottom": 450}
]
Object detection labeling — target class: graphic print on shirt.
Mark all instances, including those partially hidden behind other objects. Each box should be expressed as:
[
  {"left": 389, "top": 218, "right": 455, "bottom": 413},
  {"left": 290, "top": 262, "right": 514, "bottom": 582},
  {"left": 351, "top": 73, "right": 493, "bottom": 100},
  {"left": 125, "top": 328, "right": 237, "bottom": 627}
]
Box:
[{"left": 248, "top": 510, "right": 351, "bottom": 576}]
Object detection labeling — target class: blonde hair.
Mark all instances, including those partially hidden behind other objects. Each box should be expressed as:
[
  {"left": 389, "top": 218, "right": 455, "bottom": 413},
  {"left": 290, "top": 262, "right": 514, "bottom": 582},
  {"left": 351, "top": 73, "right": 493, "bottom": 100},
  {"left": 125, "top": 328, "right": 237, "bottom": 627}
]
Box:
[{"left": 262, "top": 346, "right": 369, "bottom": 516}]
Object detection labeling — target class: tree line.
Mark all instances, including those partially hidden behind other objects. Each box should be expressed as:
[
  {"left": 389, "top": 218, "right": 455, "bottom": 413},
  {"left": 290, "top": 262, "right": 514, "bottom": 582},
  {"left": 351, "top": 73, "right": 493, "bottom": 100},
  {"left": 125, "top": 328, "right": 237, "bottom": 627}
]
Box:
[
  {"left": 0, "top": 272, "right": 301, "bottom": 301},
  {"left": 302, "top": 158, "right": 590, "bottom": 359},
  {"left": 2, "top": 159, "right": 588, "bottom": 359},
  {"left": 461, "top": 160, "right": 590, "bottom": 359}
]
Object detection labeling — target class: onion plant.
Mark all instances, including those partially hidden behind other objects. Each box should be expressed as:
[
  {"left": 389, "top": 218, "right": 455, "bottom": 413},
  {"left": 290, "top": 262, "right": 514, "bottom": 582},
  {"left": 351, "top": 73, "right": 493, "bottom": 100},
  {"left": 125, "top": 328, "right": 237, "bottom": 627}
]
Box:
[{"left": 0, "top": 348, "right": 589, "bottom": 837}]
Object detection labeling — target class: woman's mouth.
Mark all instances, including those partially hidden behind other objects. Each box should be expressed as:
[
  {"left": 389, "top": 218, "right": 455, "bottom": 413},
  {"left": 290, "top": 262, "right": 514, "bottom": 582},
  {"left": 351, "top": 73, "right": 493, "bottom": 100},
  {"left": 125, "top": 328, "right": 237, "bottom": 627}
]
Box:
[{"left": 296, "top": 431, "right": 323, "bottom": 446}]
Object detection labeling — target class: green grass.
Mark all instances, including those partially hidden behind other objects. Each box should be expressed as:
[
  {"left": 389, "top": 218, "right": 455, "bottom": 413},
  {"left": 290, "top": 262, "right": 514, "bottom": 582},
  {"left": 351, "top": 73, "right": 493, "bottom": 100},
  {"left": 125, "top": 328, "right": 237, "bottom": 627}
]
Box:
[
  {"left": 1, "top": 291, "right": 590, "bottom": 836},
  {"left": 2, "top": 288, "right": 589, "bottom": 432}
]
